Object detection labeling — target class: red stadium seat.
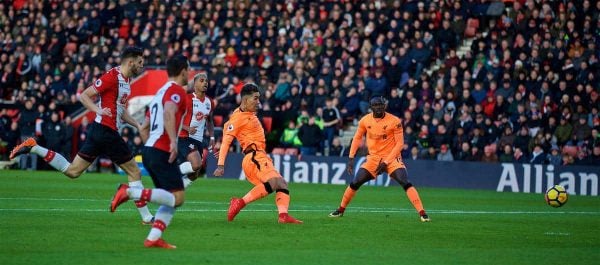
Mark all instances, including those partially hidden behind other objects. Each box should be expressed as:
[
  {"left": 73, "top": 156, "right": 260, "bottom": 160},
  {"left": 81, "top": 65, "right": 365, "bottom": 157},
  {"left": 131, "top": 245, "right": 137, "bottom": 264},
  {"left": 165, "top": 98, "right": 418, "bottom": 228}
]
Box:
[
  {"left": 284, "top": 148, "right": 298, "bottom": 156},
  {"left": 464, "top": 26, "right": 477, "bottom": 38},
  {"left": 271, "top": 148, "right": 285, "bottom": 155},
  {"left": 487, "top": 143, "right": 497, "bottom": 154},
  {"left": 262, "top": 116, "right": 273, "bottom": 133},
  {"left": 213, "top": 115, "right": 223, "bottom": 127},
  {"left": 64, "top": 42, "right": 78, "bottom": 53},
  {"left": 562, "top": 146, "right": 578, "bottom": 157},
  {"left": 467, "top": 18, "right": 480, "bottom": 29}
]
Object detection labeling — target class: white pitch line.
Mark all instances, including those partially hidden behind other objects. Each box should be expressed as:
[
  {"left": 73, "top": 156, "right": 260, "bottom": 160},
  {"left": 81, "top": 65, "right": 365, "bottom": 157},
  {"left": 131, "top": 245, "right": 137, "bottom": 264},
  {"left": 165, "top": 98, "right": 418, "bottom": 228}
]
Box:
[{"left": 1, "top": 197, "right": 599, "bottom": 215}]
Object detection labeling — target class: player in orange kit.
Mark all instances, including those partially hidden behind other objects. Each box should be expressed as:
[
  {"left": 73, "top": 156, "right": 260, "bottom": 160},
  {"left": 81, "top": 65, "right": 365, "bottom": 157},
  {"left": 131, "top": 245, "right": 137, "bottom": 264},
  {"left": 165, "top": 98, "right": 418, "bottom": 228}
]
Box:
[
  {"left": 213, "top": 83, "right": 302, "bottom": 224},
  {"left": 329, "top": 96, "right": 430, "bottom": 222}
]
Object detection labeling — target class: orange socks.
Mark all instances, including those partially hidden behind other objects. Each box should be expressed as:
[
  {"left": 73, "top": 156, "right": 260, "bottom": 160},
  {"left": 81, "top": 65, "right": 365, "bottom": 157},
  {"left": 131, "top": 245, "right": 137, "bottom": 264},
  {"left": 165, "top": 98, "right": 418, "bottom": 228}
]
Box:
[
  {"left": 275, "top": 192, "right": 290, "bottom": 214},
  {"left": 340, "top": 186, "right": 357, "bottom": 208},
  {"left": 405, "top": 187, "right": 425, "bottom": 213},
  {"left": 242, "top": 184, "right": 269, "bottom": 204}
]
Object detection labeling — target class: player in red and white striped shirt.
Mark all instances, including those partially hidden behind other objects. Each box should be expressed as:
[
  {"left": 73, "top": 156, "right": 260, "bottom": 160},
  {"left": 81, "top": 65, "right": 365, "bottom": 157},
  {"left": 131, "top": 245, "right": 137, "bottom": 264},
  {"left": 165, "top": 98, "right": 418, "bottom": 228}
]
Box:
[
  {"left": 9, "top": 47, "right": 154, "bottom": 224},
  {"left": 177, "top": 72, "right": 215, "bottom": 188},
  {"left": 111, "top": 54, "right": 189, "bottom": 249}
]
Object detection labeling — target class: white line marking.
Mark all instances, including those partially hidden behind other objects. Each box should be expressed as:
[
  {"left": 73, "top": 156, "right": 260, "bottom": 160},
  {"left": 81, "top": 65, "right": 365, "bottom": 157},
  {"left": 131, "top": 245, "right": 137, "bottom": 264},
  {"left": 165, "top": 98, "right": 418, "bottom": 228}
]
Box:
[
  {"left": 544, "top": 232, "right": 571, "bottom": 236},
  {"left": 1, "top": 197, "right": 599, "bottom": 215}
]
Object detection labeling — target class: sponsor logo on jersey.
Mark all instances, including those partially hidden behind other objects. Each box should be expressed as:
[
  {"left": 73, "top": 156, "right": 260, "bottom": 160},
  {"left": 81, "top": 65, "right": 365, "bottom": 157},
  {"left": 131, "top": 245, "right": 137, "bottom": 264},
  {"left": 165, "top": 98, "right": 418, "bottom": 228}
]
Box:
[
  {"left": 195, "top": 112, "right": 205, "bottom": 121},
  {"left": 171, "top": 94, "right": 181, "bottom": 103},
  {"left": 119, "top": 93, "right": 129, "bottom": 105}
]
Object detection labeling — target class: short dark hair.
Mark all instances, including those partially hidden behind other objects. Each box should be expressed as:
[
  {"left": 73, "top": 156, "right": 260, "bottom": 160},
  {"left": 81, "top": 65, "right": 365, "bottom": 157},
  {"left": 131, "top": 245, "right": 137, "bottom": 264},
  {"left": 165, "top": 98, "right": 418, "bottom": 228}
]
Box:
[
  {"left": 369, "top": 95, "right": 387, "bottom": 105},
  {"left": 241, "top": 83, "right": 259, "bottom": 97},
  {"left": 166, "top": 54, "right": 189, "bottom": 77},
  {"left": 121, "top": 46, "right": 143, "bottom": 60}
]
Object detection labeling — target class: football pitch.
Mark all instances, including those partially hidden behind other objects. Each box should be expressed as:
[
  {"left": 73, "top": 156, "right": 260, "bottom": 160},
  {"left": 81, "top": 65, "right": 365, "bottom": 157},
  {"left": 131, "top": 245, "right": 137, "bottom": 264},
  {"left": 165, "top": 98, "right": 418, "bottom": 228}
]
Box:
[{"left": 1, "top": 170, "right": 599, "bottom": 265}]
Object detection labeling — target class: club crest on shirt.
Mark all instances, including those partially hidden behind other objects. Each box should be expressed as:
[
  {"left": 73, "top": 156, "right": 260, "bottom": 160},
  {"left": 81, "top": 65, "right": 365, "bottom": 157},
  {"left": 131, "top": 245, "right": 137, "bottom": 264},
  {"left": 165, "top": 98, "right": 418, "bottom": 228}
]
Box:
[
  {"left": 95, "top": 79, "right": 102, "bottom": 87},
  {"left": 171, "top": 94, "right": 181, "bottom": 103},
  {"left": 228, "top": 124, "right": 234, "bottom": 131}
]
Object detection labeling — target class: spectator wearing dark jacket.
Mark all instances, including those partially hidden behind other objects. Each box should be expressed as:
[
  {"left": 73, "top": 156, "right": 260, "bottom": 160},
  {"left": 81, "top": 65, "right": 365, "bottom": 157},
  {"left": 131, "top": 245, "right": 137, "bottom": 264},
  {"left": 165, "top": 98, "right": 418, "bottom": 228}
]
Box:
[
  {"left": 297, "top": 117, "right": 323, "bottom": 156},
  {"left": 529, "top": 144, "right": 546, "bottom": 164},
  {"left": 409, "top": 41, "right": 431, "bottom": 78},
  {"left": 18, "top": 100, "right": 37, "bottom": 138},
  {"left": 365, "top": 69, "right": 389, "bottom": 97}
]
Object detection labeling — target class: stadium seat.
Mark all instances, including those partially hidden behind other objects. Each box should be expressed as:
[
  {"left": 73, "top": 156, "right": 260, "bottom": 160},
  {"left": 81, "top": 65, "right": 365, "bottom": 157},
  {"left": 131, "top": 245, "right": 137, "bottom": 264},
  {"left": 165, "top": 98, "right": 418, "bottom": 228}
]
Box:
[
  {"left": 213, "top": 115, "right": 223, "bottom": 127},
  {"left": 262, "top": 116, "right": 273, "bottom": 133},
  {"left": 271, "top": 147, "right": 285, "bottom": 155},
  {"left": 562, "top": 146, "right": 578, "bottom": 157},
  {"left": 64, "top": 42, "right": 78, "bottom": 53},
  {"left": 467, "top": 18, "right": 480, "bottom": 29},
  {"left": 487, "top": 143, "right": 497, "bottom": 154},
  {"left": 284, "top": 148, "right": 298, "bottom": 156},
  {"left": 464, "top": 26, "right": 477, "bottom": 38}
]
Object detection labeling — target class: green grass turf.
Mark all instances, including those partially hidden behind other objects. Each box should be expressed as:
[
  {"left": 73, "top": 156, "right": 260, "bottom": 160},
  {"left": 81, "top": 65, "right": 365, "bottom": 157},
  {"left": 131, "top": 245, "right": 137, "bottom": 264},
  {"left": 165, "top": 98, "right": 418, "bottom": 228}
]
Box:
[{"left": 0, "top": 169, "right": 599, "bottom": 265}]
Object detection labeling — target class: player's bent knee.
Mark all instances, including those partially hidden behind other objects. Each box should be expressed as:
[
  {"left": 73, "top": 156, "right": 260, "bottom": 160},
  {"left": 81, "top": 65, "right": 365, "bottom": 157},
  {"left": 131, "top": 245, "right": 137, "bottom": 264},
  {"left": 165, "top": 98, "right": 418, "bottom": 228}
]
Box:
[
  {"left": 276, "top": 189, "right": 289, "bottom": 194},
  {"left": 349, "top": 182, "right": 362, "bottom": 190},
  {"left": 64, "top": 169, "right": 82, "bottom": 179},
  {"left": 191, "top": 163, "right": 202, "bottom": 172},
  {"left": 402, "top": 182, "right": 413, "bottom": 191},
  {"left": 174, "top": 197, "right": 185, "bottom": 207},
  {"left": 263, "top": 182, "right": 274, "bottom": 194}
]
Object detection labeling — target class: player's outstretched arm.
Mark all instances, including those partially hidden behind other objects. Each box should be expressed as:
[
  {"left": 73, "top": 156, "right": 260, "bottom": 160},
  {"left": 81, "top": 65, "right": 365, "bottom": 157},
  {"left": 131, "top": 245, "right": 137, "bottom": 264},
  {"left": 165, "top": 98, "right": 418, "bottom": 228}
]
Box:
[
  {"left": 213, "top": 133, "right": 234, "bottom": 177},
  {"left": 79, "top": 86, "right": 111, "bottom": 116}
]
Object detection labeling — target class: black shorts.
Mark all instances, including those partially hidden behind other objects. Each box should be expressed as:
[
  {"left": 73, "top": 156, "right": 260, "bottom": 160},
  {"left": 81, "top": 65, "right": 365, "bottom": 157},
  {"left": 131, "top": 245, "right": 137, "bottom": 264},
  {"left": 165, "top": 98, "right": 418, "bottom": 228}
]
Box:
[
  {"left": 177, "top": 137, "right": 204, "bottom": 163},
  {"left": 78, "top": 123, "right": 133, "bottom": 165},
  {"left": 142, "top": 146, "right": 183, "bottom": 191}
]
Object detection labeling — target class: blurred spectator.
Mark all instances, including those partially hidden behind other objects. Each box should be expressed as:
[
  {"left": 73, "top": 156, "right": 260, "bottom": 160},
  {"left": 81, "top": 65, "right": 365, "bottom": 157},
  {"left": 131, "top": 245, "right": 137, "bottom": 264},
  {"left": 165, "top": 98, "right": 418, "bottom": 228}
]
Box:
[
  {"left": 322, "top": 97, "right": 341, "bottom": 149},
  {"left": 455, "top": 142, "right": 471, "bottom": 161},
  {"left": 1, "top": 122, "right": 20, "bottom": 160},
  {"left": 42, "top": 112, "right": 66, "bottom": 157},
  {"left": 436, "top": 144, "right": 454, "bottom": 161},
  {"left": 529, "top": 144, "right": 546, "bottom": 164},
  {"left": 481, "top": 145, "right": 499, "bottom": 163},
  {"left": 407, "top": 146, "right": 420, "bottom": 161},
  {"left": 280, "top": 120, "right": 301, "bottom": 148},
  {"left": 466, "top": 146, "right": 483, "bottom": 162},
  {"left": 297, "top": 116, "right": 322, "bottom": 156},
  {"left": 590, "top": 146, "right": 600, "bottom": 165},
  {"left": 131, "top": 136, "right": 144, "bottom": 156},
  {"left": 328, "top": 137, "right": 345, "bottom": 157},
  {"left": 498, "top": 145, "right": 514, "bottom": 163},
  {"left": 545, "top": 145, "right": 563, "bottom": 166}
]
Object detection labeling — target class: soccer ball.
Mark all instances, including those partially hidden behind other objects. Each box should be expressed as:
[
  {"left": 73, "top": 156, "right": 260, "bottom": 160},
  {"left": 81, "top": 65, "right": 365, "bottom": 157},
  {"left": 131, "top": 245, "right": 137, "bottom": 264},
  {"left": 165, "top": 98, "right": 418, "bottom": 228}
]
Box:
[{"left": 545, "top": 185, "right": 568, "bottom": 208}]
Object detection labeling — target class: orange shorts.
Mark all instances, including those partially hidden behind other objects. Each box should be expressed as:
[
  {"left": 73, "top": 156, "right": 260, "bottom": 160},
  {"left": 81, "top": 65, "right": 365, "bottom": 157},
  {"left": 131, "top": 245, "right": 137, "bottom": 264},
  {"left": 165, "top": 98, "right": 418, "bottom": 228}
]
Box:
[
  {"left": 242, "top": 151, "right": 281, "bottom": 185},
  {"left": 360, "top": 154, "right": 405, "bottom": 178}
]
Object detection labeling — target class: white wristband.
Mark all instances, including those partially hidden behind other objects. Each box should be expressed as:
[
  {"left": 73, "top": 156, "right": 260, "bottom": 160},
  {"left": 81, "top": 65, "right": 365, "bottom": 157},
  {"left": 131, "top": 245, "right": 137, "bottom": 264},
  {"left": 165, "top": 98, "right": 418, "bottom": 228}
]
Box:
[{"left": 210, "top": 136, "right": 215, "bottom": 140}]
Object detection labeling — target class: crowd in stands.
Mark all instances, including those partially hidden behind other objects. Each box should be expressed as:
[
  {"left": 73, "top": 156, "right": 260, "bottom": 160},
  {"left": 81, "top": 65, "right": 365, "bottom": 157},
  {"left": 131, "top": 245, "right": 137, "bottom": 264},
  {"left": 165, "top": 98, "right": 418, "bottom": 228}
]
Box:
[{"left": 0, "top": 0, "right": 599, "bottom": 168}]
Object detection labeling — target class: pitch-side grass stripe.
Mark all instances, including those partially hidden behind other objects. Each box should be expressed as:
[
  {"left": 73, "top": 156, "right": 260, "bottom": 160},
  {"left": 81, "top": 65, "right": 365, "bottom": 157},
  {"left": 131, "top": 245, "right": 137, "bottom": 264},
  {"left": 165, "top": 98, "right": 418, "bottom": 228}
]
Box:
[{"left": 0, "top": 208, "right": 599, "bottom": 215}]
